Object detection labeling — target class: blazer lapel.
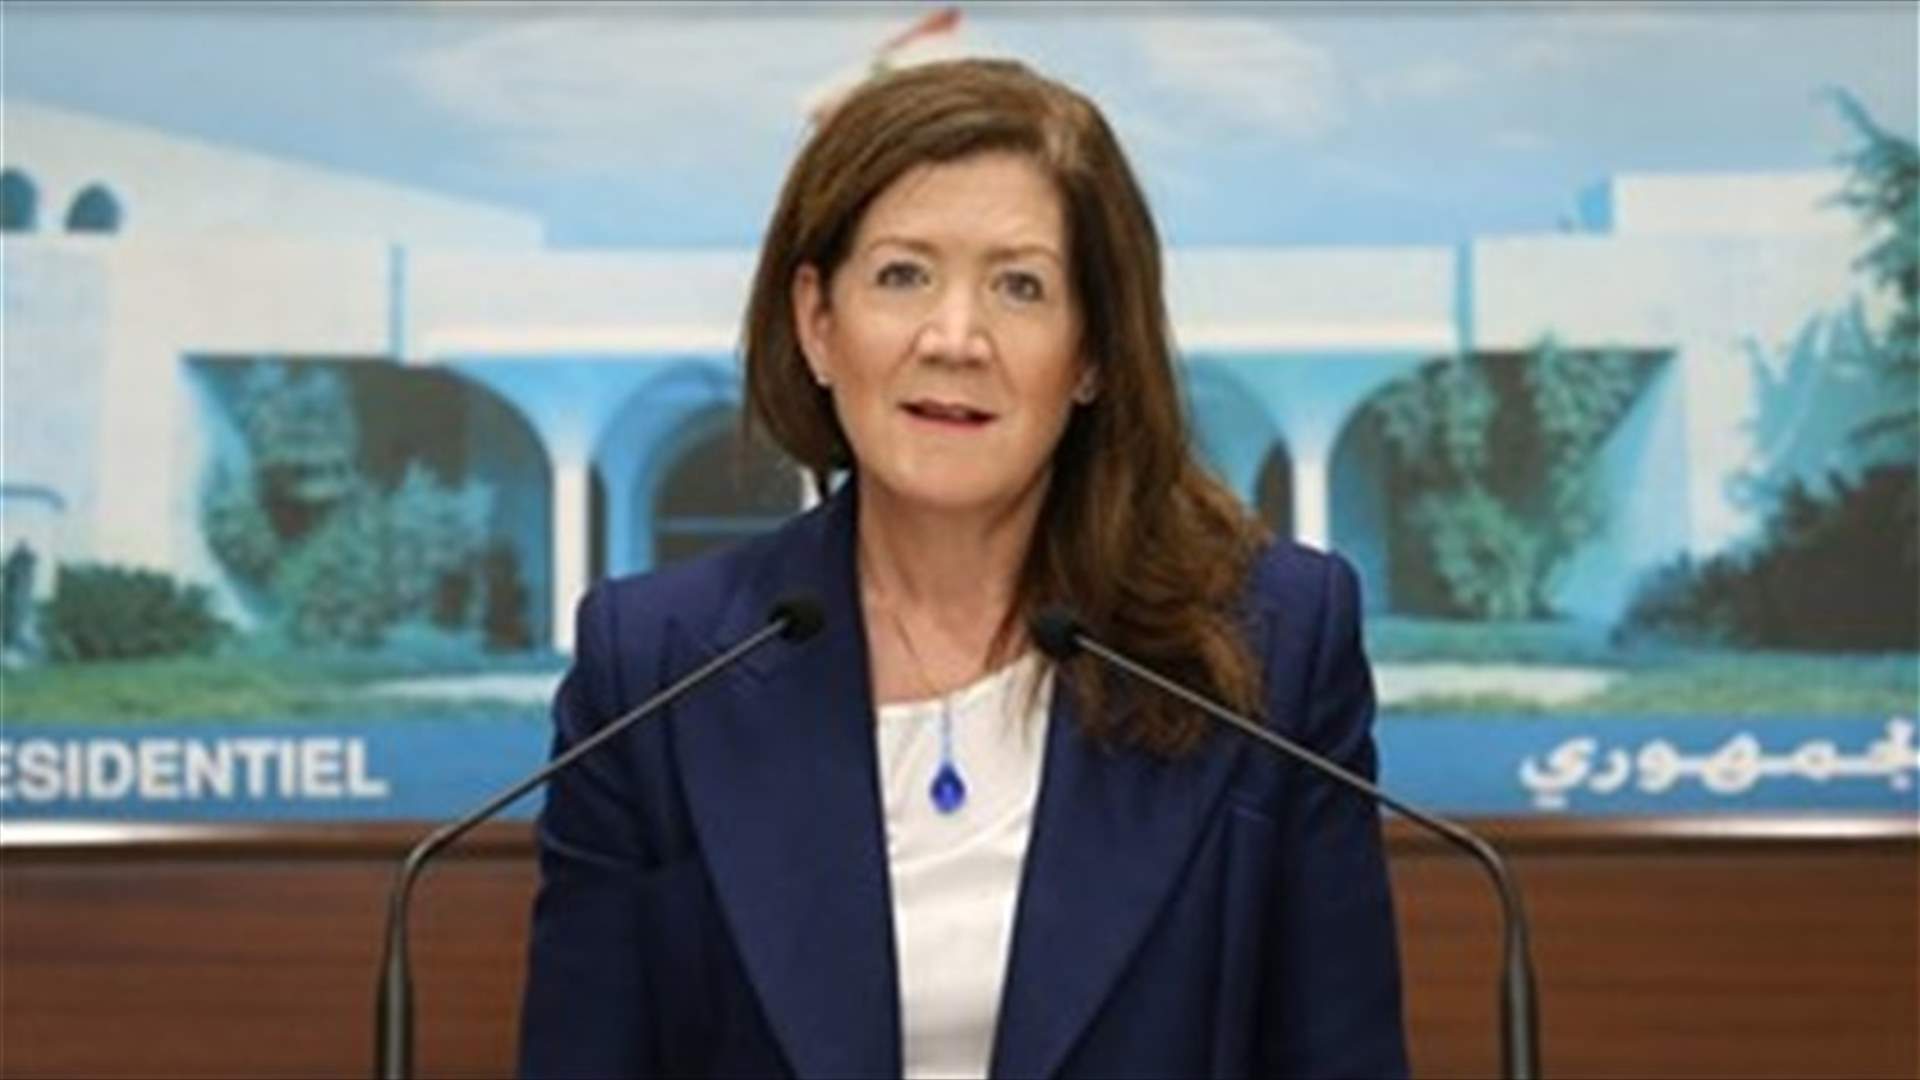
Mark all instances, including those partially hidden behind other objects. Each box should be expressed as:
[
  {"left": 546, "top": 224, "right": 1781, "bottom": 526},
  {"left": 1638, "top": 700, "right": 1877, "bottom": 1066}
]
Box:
[
  {"left": 670, "top": 487, "right": 902, "bottom": 1078},
  {"left": 988, "top": 675, "right": 1248, "bottom": 1080}
]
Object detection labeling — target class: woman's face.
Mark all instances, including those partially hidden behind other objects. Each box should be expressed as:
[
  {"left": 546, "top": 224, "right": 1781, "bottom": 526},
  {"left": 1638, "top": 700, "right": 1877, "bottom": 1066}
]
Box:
[{"left": 793, "top": 151, "right": 1092, "bottom": 518}]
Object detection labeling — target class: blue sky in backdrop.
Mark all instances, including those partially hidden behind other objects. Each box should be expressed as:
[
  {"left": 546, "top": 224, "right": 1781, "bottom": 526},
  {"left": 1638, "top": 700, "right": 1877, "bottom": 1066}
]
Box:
[{"left": 3, "top": 1, "right": 1914, "bottom": 249}]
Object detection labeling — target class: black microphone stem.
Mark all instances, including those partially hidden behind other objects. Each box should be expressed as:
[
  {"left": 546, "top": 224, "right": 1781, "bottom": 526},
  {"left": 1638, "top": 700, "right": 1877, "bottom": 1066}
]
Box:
[
  {"left": 375, "top": 614, "right": 796, "bottom": 1080},
  {"left": 1071, "top": 633, "right": 1542, "bottom": 1080}
]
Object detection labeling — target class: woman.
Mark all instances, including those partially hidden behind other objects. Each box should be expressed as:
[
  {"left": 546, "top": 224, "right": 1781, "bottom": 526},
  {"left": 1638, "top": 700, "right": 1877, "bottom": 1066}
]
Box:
[{"left": 519, "top": 58, "right": 1407, "bottom": 1079}]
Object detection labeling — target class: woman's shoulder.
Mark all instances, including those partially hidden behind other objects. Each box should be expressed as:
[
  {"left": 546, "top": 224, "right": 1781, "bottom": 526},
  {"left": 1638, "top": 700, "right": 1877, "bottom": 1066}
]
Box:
[{"left": 1244, "top": 538, "right": 1363, "bottom": 621}]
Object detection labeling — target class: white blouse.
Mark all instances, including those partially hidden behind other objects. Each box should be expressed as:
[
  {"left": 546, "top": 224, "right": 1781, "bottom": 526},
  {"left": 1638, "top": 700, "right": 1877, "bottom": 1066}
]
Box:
[{"left": 875, "top": 652, "right": 1052, "bottom": 1080}]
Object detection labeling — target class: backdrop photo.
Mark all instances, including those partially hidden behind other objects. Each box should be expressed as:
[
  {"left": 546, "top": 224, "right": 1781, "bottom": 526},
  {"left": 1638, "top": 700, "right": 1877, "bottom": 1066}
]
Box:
[{"left": 3, "top": 2, "right": 1916, "bottom": 825}]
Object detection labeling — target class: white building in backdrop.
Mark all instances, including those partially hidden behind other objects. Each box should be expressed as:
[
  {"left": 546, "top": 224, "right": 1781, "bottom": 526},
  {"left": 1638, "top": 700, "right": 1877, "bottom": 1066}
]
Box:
[{"left": 1, "top": 99, "right": 1882, "bottom": 650}]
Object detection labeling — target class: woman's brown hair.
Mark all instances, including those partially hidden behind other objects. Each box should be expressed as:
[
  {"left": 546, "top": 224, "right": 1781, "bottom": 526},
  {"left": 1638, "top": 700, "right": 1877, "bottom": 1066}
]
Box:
[{"left": 742, "top": 58, "right": 1269, "bottom": 755}]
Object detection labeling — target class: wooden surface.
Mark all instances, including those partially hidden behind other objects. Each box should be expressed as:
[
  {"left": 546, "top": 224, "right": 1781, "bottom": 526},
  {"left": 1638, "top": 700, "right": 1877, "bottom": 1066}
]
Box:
[{"left": 2, "top": 817, "right": 1915, "bottom": 1079}]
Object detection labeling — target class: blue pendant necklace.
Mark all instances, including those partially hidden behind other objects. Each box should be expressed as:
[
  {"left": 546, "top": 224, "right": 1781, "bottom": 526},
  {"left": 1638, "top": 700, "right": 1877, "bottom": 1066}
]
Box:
[
  {"left": 890, "top": 608, "right": 968, "bottom": 815},
  {"left": 930, "top": 703, "right": 968, "bottom": 815}
]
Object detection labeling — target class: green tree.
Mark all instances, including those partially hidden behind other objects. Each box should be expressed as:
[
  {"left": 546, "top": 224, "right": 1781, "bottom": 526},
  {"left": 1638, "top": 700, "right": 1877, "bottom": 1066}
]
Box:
[
  {"left": 39, "top": 564, "right": 228, "bottom": 661},
  {"left": 1826, "top": 87, "right": 1918, "bottom": 462},
  {"left": 1369, "top": 342, "right": 1656, "bottom": 619},
  {"left": 1614, "top": 90, "right": 1919, "bottom": 651},
  {"left": 202, "top": 460, "right": 281, "bottom": 585},
  {"left": 236, "top": 364, "right": 359, "bottom": 540}
]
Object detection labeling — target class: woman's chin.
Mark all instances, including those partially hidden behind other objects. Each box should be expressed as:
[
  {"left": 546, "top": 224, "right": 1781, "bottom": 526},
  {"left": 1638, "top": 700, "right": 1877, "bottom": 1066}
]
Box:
[{"left": 864, "top": 470, "right": 1048, "bottom": 519}]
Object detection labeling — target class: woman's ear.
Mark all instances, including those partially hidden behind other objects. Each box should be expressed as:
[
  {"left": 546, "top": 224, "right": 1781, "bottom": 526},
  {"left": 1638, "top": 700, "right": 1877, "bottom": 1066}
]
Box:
[
  {"left": 1072, "top": 362, "right": 1100, "bottom": 404},
  {"left": 791, "top": 264, "right": 832, "bottom": 387}
]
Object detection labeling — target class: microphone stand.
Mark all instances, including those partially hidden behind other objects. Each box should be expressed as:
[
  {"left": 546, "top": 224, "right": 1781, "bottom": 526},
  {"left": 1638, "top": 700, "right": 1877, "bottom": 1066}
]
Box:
[
  {"left": 1039, "top": 614, "right": 1541, "bottom": 1080},
  {"left": 375, "top": 598, "right": 820, "bottom": 1080}
]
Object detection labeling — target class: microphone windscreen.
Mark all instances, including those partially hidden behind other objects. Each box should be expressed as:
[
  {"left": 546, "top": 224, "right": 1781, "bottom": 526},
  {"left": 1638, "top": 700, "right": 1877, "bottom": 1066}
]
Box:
[
  {"left": 770, "top": 592, "right": 827, "bottom": 641},
  {"left": 1028, "top": 606, "right": 1084, "bottom": 660}
]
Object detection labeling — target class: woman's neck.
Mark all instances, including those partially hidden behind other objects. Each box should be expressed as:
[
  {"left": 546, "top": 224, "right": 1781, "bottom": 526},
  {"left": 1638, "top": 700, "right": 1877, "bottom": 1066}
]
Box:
[{"left": 855, "top": 475, "right": 1047, "bottom": 632}]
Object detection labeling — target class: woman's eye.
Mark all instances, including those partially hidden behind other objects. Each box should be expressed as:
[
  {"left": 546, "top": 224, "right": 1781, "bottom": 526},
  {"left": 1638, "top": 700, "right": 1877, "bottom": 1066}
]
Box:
[
  {"left": 875, "top": 262, "right": 927, "bottom": 288},
  {"left": 999, "top": 270, "right": 1046, "bottom": 303}
]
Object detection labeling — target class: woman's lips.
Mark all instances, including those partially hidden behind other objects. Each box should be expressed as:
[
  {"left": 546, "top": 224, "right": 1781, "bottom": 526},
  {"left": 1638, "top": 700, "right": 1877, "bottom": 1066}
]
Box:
[{"left": 901, "top": 400, "right": 996, "bottom": 426}]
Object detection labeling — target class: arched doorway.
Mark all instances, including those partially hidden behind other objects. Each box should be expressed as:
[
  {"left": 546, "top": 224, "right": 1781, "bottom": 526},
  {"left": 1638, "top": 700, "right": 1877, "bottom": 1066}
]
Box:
[
  {"left": 1254, "top": 439, "right": 1295, "bottom": 541},
  {"left": 1181, "top": 360, "right": 1280, "bottom": 505},
  {"left": 650, "top": 408, "right": 803, "bottom": 566},
  {"left": 187, "top": 357, "right": 553, "bottom": 648}
]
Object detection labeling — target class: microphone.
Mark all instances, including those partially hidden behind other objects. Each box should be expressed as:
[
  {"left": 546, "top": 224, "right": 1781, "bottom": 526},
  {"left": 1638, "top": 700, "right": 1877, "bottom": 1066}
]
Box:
[
  {"left": 375, "top": 592, "right": 826, "bottom": 1080},
  {"left": 1029, "top": 606, "right": 1541, "bottom": 1080}
]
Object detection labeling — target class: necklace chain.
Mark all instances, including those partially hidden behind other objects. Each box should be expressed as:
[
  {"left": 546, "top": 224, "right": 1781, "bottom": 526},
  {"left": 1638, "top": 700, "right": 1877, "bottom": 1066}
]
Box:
[
  {"left": 888, "top": 606, "right": 965, "bottom": 706},
  {"left": 886, "top": 606, "right": 976, "bottom": 815}
]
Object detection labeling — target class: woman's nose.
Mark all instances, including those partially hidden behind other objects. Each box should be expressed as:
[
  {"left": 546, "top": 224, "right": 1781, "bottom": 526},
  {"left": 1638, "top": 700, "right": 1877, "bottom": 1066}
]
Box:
[{"left": 913, "top": 284, "right": 991, "bottom": 366}]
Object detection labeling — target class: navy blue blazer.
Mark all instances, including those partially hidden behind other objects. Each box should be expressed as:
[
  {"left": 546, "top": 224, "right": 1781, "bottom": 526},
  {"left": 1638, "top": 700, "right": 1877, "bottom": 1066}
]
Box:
[{"left": 518, "top": 484, "right": 1408, "bottom": 1079}]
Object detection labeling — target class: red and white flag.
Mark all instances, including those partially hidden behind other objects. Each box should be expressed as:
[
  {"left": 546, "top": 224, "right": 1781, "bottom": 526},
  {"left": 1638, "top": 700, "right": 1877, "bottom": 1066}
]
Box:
[
  {"left": 806, "top": 6, "right": 966, "bottom": 127},
  {"left": 877, "top": 6, "right": 962, "bottom": 63}
]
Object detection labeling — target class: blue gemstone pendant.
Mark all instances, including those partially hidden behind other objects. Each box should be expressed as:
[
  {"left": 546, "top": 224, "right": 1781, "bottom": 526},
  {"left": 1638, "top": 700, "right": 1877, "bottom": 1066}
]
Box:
[{"left": 930, "top": 763, "right": 967, "bottom": 814}]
